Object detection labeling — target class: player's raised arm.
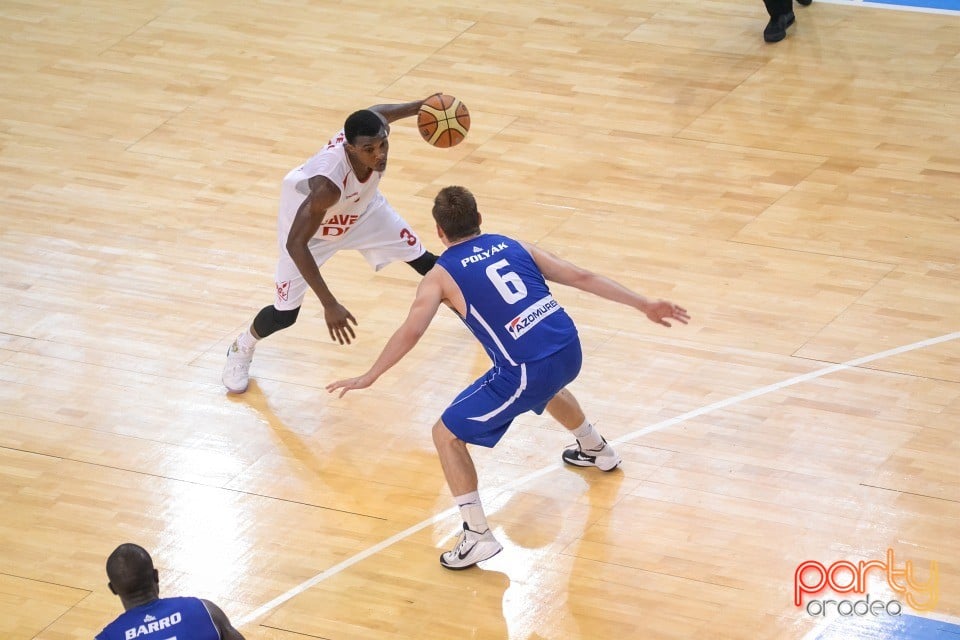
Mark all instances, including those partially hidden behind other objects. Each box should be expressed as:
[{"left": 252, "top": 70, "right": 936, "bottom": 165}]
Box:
[
  {"left": 368, "top": 95, "right": 437, "bottom": 124},
  {"left": 520, "top": 241, "right": 690, "bottom": 328}
]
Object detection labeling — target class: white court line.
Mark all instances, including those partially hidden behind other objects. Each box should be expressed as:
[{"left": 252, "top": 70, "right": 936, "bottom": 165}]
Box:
[
  {"left": 236, "top": 331, "right": 959, "bottom": 628},
  {"left": 608, "top": 330, "right": 960, "bottom": 447}
]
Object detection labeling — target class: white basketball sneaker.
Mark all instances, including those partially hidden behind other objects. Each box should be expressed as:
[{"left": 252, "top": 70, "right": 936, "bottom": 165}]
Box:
[
  {"left": 561, "top": 438, "right": 622, "bottom": 471},
  {"left": 440, "top": 523, "right": 503, "bottom": 570},
  {"left": 222, "top": 338, "right": 254, "bottom": 394}
]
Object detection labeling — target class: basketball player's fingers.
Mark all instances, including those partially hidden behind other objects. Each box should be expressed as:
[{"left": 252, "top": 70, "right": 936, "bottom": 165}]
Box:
[{"left": 328, "top": 383, "right": 351, "bottom": 397}]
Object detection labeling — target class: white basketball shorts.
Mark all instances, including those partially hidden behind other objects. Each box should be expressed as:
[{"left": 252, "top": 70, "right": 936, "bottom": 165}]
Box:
[{"left": 272, "top": 197, "right": 426, "bottom": 311}]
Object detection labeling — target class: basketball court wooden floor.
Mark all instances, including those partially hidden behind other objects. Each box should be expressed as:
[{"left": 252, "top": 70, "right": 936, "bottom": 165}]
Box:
[{"left": 1, "top": 1, "right": 958, "bottom": 638}]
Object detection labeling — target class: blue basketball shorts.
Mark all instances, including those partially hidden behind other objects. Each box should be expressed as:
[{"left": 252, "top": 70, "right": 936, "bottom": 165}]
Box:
[{"left": 441, "top": 339, "right": 583, "bottom": 448}]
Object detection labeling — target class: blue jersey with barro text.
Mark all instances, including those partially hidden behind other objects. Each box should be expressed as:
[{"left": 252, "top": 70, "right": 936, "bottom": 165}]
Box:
[
  {"left": 437, "top": 233, "right": 577, "bottom": 366},
  {"left": 96, "top": 596, "right": 220, "bottom": 640}
]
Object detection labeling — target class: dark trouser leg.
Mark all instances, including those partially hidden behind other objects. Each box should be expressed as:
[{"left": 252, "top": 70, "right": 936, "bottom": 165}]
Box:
[{"left": 764, "top": 0, "right": 792, "bottom": 17}]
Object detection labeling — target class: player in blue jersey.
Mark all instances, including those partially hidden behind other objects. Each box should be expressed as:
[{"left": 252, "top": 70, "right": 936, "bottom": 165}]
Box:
[
  {"left": 327, "top": 186, "right": 689, "bottom": 569},
  {"left": 96, "top": 543, "right": 245, "bottom": 640}
]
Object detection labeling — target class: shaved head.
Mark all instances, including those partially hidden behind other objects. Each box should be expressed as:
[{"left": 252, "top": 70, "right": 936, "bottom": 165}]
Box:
[{"left": 106, "top": 543, "right": 158, "bottom": 602}]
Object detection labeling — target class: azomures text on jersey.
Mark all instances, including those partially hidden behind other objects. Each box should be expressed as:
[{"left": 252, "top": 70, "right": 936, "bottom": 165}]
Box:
[{"left": 506, "top": 296, "right": 561, "bottom": 339}]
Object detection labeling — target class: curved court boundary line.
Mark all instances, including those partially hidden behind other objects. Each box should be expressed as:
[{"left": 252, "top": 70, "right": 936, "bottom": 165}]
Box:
[{"left": 237, "top": 330, "right": 960, "bottom": 628}]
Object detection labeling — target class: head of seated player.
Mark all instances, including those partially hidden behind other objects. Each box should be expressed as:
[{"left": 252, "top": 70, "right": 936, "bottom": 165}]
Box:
[
  {"left": 344, "top": 109, "right": 389, "bottom": 174},
  {"left": 432, "top": 185, "right": 482, "bottom": 244},
  {"left": 106, "top": 543, "right": 159, "bottom": 605}
]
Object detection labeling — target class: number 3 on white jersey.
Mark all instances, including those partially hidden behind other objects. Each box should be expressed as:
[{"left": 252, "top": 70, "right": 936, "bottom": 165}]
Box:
[{"left": 485, "top": 259, "right": 527, "bottom": 304}]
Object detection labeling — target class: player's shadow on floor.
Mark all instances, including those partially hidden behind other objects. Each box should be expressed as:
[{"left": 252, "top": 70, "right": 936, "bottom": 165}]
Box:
[
  {"left": 225, "top": 379, "right": 325, "bottom": 471},
  {"left": 489, "top": 464, "right": 626, "bottom": 638},
  {"left": 228, "top": 379, "right": 448, "bottom": 522}
]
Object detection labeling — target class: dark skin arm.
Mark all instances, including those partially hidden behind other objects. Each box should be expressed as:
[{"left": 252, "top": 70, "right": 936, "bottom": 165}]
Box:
[
  {"left": 285, "top": 176, "right": 357, "bottom": 344},
  {"left": 285, "top": 95, "right": 439, "bottom": 345},
  {"left": 368, "top": 96, "right": 435, "bottom": 124},
  {"left": 200, "top": 599, "right": 246, "bottom": 640}
]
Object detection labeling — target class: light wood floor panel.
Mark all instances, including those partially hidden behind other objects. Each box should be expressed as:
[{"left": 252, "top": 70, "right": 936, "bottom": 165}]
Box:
[
  {"left": 415, "top": 116, "right": 828, "bottom": 216},
  {"left": 731, "top": 170, "right": 960, "bottom": 265},
  {"left": 0, "top": 574, "right": 91, "bottom": 640},
  {"left": 393, "top": 23, "right": 768, "bottom": 137},
  {"left": 2, "top": 0, "right": 958, "bottom": 639},
  {"left": 0, "top": 446, "right": 419, "bottom": 633}
]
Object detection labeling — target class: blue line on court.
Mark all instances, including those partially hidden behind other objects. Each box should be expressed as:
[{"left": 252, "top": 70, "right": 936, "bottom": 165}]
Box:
[
  {"left": 865, "top": 0, "right": 960, "bottom": 10},
  {"left": 815, "top": 614, "right": 960, "bottom": 639}
]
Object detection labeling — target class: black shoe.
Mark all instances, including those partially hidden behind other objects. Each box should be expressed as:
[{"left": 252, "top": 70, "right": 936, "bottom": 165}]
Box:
[
  {"left": 763, "top": 12, "right": 795, "bottom": 43},
  {"left": 797, "top": 0, "right": 812, "bottom": 6}
]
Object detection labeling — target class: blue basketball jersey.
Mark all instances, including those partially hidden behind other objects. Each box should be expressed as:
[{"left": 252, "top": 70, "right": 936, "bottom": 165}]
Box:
[
  {"left": 437, "top": 233, "right": 577, "bottom": 365},
  {"left": 96, "top": 596, "right": 220, "bottom": 640}
]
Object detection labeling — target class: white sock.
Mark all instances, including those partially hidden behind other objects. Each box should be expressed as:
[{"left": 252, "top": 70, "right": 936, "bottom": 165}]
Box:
[
  {"left": 572, "top": 420, "right": 603, "bottom": 450},
  {"left": 454, "top": 491, "right": 489, "bottom": 533},
  {"left": 236, "top": 329, "right": 258, "bottom": 351}
]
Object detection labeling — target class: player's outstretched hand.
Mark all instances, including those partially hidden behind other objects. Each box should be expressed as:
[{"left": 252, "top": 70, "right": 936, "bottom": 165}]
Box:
[
  {"left": 324, "top": 303, "right": 358, "bottom": 344},
  {"left": 642, "top": 300, "right": 690, "bottom": 327},
  {"left": 326, "top": 374, "right": 373, "bottom": 398}
]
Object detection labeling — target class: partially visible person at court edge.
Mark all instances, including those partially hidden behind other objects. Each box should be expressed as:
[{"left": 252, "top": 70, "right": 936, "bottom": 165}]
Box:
[
  {"left": 763, "top": 0, "right": 812, "bottom": 43},
  {"left": 95, "top": 543, "right": 246, "bottom": 640}
]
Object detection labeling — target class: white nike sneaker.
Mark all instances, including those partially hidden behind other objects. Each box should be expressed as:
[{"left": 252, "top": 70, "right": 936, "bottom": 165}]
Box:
[
  {"left": 561, "top": 438, "right": 622, "bottom": 471},
  {"left": 440, "top": 523, "right": 503, "bottom": 570},
  {"left": 222, "top": 338, "right": 254, "bottom": 394}
]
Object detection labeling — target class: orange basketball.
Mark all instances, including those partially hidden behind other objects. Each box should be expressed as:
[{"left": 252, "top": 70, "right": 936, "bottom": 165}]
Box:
[{"left": 417, "top": 94, "right": 470, "bottom": 148}]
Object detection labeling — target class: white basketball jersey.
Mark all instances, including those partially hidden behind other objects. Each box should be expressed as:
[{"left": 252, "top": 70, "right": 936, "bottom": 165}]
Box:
[{"left": 278, "top": 130, "right": 384, "bottom": 241}]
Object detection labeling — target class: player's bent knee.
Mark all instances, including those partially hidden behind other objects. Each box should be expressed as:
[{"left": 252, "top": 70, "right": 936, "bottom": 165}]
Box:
[
  {"left": 406, "top": 251, "right": 438, "bottom": 276},
  {"left": 432, "top": 419, "right": 459, "bottom": 447},
  {"left": 252, "top": 305, "right": 301, "bottom": 338}
]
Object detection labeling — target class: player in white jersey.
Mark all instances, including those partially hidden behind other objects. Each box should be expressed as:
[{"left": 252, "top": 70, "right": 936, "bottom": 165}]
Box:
[{"left": 223, "top": 97, "right": 440, "bottom": 393}]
